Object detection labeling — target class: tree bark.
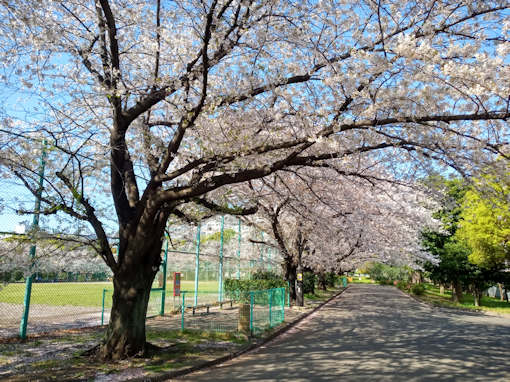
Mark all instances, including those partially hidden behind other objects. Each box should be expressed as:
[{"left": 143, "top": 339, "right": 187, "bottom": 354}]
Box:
[
  {"left": 295, "top": 263, "right": 304, "bottom": 307},
  {"left": 498, "top": 283, "right": 505, "bottom": 301},
  {"left": 295, "top": 228, "right": 305, "bottom": 307},
  {"left": 282, "top": 257, "right": 297, "bottom": 302},
  {"left": 439, "top": 283, "right": 445, "bottom": 295},
  {"left": 472, "top": 285, "right": 482, "bottom": 307},
  {"left": 286, "top": 263, "right": 297, "bottom": 302},
  {"left": 318, "top": 273, "right": 327, "bottom": 290},
  {"left": 98, "top": 229, "right": 163, "bottom": 360},
  {"left": 412, "top": 271, "right": 422, "bottom": 284},
  {"left": 451, "top": 280, "right": 462, "bottom": 303}
]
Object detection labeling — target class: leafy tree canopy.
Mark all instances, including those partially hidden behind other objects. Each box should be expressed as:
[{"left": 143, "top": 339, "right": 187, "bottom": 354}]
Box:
[{"left": 456, "top": 176, "right": 510, "bottom": 268}]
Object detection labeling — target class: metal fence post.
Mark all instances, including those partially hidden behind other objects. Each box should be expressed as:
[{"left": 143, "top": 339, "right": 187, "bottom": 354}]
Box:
[
  {"left": 259, "top": 232, "right": 264, "bottom": 267},
  {"left": 218, "top": 215, "right": 225, "bottom": 303},
  {"left": 281, "top": 287, "right": 285, "bottom": 322},
  {"left": 237, "top": 218, "right": 241, "bottom": 280},
  {"left": 269, "top": 289, "right": 273, "bottom": 328},
  {"left": 19, "top": 140, "right": 46, "bottom": 340},
  {"left": 101, "top": 288, "right": 106, "bottom": 325},
  {"left": 287, "top": 281, "right": 291, "bottom": 307},
  {"left": 160, "top": 235, "right": 168, "bottom": 316},
  {"left": 181, "top": 291, "right": 186, "bottom": 331},
  {"left": 194, "top": 224, "right": 201, "bottom": 307},
  {"left": 250, "top": 292, "right": 254, "bottom": 336}
]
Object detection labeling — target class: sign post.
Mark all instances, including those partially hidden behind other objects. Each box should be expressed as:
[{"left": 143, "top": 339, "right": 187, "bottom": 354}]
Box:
[{"left": 173, "top": 272, "right": 181, "bottom": 297}]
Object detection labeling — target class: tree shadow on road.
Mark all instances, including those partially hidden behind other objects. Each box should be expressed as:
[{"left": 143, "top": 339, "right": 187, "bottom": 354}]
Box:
[{"left": 183, "top": 284, "right": 510, "bottom": 382}]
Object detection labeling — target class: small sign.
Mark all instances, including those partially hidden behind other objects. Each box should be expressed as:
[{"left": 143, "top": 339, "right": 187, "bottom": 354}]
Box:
[
  {"left": 297, "top": 273, "right": 303, "bottom": 281},
  {"left": 173, "top": 272, "right": 181, "bottom": 296}
]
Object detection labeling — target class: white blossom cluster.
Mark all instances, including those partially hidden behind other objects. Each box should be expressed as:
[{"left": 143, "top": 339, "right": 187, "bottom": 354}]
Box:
[
  {"left": 0, "top": 233, "right": 112, "bottom": 280},
  {"left": 0, "top": 1, "right": 507, "bottom": 275}
]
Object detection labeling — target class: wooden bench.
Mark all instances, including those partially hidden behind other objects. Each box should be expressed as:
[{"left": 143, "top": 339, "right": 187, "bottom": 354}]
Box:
[{"left": 190, "top": 300, "right": 234, "bottom": 315}]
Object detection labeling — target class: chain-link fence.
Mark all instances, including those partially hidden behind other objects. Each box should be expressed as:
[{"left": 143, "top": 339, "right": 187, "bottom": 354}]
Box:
[
  {"left": 0, "top": 232, "right": 114, "bottom": 338},
  {"left": 0, "top": 215, "right": 283, "bottom": 339},
  {"left": 165, "top": 215, "right": 282, "bottom": 297},
  {"left": 178, "top": 287, "right": 286, "bottom": 335}
]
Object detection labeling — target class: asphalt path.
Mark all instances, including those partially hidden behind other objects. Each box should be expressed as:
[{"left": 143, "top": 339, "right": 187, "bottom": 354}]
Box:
[{"left": 176, "top": 283, "right": 510, "bottom": 382}]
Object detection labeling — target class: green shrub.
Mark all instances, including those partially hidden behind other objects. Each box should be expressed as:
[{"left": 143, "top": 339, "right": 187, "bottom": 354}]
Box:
[
  {"left": 13, "top": 271, "right": 24, "bottom": 282},
  {"left": 224, "top": 273, "right": 286, "bottom": 302},
  {"left": 366, "top": 262, "right": 412, "bottom": 283},
  {"left": 303, "top": 272, "right": 316, "bottom": 294},
  {"left": 411, "top": 283, "right": 425, "bottom": 295},
  {"left": 325, "top": 272, "right": 337, "bottom": 287},
  {"left": 397, "top": 280, "right": 410, "bottom": 291},
  {"left": 251, "top": 270, "right": 282, "bottom": 282}
]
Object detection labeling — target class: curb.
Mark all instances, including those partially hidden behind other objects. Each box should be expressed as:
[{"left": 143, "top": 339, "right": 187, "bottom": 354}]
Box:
[{"left": 127, "top": 287, "right": 350, "bottom": 382}]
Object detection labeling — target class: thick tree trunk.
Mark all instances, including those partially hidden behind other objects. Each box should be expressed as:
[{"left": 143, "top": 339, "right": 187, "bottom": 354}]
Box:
[
  {"left": 412, "top": 271, "right": 422, "bottom": 284},
  {"left": 472, "top": 286, "right": 482, "bottom": 307},
  {"left": 99, "top": 267, "right": 157, "bottom": 360},
  {"left": 318, "top": 273, "right": 327, "bottom": 291},
  {"left": 498, "top": 283, "right": 505, "bottom": 301},
  {"left": 439, "top": 283, "right": 445, "bottom": 295},
  {"left": 98, "top": 231, "right": 163, "bottom": 360},
  {"left": 451, "top": 281, "right": 462, "bottom": 303},
  {"left": 295, "top": 264, "right": 304, "bottom": 307},
  {"left": 283, "top": 260, "right": 297, "bottom": 302}
]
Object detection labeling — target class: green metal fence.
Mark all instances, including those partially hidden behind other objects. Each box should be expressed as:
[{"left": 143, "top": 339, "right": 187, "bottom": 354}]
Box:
[
  {"left": 179, "top": 287, "right": 285, "bottom": 335},
  {"left": 101, "top": 287, "right": 165, "bottom": 325},
  {"left": 249, "top": 288, "right": 285, "bottom": 335},
  {"left": 0, "top": 213, "right": 284, "bottom": 339}
]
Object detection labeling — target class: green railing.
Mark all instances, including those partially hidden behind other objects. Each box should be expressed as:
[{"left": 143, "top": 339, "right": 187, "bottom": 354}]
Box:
[{"left": 179, "top": 287, "right": 285, "bottom": 335}]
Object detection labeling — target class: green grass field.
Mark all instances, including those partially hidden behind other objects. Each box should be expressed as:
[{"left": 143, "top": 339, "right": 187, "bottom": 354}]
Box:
[
  {"left": 0, "top": 280, "right": 220, "bottom": 307},
  {"left": 349, "top": 276, "right": 374, "bottom": 284},
  {"left": 420, "top": 283, "right": 510, "bottom": 314}
]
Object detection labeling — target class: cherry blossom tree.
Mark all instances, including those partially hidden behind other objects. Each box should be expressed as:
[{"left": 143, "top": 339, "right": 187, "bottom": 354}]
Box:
[
  {"left": 0, "top": 0, "right": 508, "bottom": 358},
  {"left": 235, "top": 164, "right": 439, "bottom": 303},
  {"left": 0, "top": 233, "right": 111, "bottom": 283}
]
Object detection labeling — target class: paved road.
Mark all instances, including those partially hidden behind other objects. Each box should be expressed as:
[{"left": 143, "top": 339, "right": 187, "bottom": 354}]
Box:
[{"left": 176, "top": 284, "right": 510, "bottom": 381}]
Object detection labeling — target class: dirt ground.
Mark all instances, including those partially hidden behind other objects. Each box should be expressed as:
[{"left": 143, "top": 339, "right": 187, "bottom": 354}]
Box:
[{"left": 0, "top": 302, "right": 105, "bottom": 339}]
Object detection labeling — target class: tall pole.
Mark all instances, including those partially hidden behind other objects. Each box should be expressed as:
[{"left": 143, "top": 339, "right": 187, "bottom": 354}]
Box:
[
  {"left": 259, "top": 232, "right": 264, "bottom": 267},
  {"left": 237, "top": 218, "right": 241, "bottom": 280},
  {"left": 160, "top": 234, "right": 169, "bottom": 315},
  {"left": 194, "top": 224, "right": 201, "bottom": 307},
  {"left": 19, "top": 140, "right": 46, "bottom": 339},
  {"left": 218, "top": 215, "right": 225, "bottom": 302}
]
